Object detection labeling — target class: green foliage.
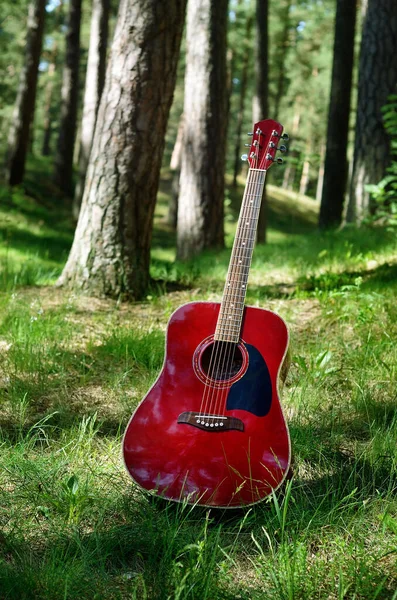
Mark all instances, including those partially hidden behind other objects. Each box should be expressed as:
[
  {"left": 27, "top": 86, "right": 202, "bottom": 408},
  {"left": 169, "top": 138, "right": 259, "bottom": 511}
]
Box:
[{"left": 366, "top": 95, "right": 397, "bottom": 227}]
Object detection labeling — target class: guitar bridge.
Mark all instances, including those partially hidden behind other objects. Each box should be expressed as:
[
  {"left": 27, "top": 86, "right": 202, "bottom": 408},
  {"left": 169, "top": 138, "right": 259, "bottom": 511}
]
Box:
[{"left": 177, "top": 411, "right": 244, "bottom": 432}]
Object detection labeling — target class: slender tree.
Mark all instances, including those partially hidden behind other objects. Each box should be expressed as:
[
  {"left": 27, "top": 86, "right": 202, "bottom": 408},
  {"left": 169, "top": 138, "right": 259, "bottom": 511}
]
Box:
[
  {"left": 42, "top": 42, "right": 58, "bottom": 156},
  {"left": 273, "top": 0, "right": 292, "bottom": 119},
  {"left": 73, "top": 0, "right": 110, "bottom": 218},
  {"left": 53, "top": 0, "right": 82, "bottom": 196},
  {"left": 168, "top": 114, "right": 184, "bottom": 229},
  {"left": 232, "top": 10, "right": 253, "bottom": 188},
  {"left": 5, "top": 0, "right": 46, "bottom": 185},
  {"left": 58, "top": 0, "right": 187, "bottom": 298},
  {"left": 346, "top": 0, "right": 397, "bottom": 223},
  {"left": 176, "top": 0, "right": 229, "bottom": 260},
  {"left": 253, "top": 0, "right": 269, "bottom": 243},
  {"left": 319, "top": 0, "right": 356, "bottom": 228}
]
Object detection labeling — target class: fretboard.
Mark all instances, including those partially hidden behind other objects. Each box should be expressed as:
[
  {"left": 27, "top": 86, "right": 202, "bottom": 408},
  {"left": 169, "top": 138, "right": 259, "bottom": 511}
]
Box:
[{"left": 215, "top": 168, "right": 267, "bottom": 343}]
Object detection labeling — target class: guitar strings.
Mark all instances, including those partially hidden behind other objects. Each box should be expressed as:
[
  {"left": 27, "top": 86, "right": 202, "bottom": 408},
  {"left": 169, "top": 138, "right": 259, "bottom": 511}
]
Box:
[
  {"left": 211, "top": 160, "right": 266, "bottom": 419},
  {"left": 201, "top": 163, "right": 262, "bottom": 420},
  {"left": 197, "top": 169, "right": 258, "bottom": 421},
  {"left": 202, "top": 160, "right": 266, "bottom": 421},
  {"left": 213, "top": 167, "right": 266, "bottom": 418},
  {"left": 199, "top": 132, "right": 269, "bottom": 423},
  {"left": 210, "top": 167, "right": 261, "bottom": 417}
]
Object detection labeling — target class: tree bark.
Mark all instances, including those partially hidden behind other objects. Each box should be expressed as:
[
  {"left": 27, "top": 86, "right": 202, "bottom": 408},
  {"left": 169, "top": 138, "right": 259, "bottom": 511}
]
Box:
[
  {"left": 346, "top": 0, "right": 397, "bottom": 223},
  {"left": 232, "top": 12, "right": 253, "bottom": 188},
  {"left": 282, "top": 105, "right": 300, "bottom": 190},
  {"left": 299, "top": 152, "right": 310, "bottom": 196},
  {"left": 5, "top": 0, "right": 46, "bottom": 185},
  {"left": 316, "top": 143, "right": 325, "bottom": 203},
  {"left": 253, "top": 0, "right": 269, "bottom": 244},
  {"left": 58, "top": 0, "right": 187, "bottom": 299},
  {"left": 168, "top": 114, "right": 184, "bottom": 229},
  {"left": 176, "top": 0, "right": 229, "bottom": 261},
  {"left": 42, "top": 44, "right": 58, "bottom": 156},
  {"left": 273, "top": 0, "right": 292, "bottom": 119},
  {"left": 73, "top": 0, "right": 110, "bottom": 218},
  {"left": 319, "top": 0, "right": 356, "bottom": 228},
  {"left": 54, "top": 0, "right": 82, "bottom": 196}
]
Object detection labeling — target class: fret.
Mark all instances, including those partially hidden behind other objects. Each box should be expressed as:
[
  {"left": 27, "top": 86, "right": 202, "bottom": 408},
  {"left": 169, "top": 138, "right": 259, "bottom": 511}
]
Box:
[{"left": 217, "top": 316, "right": 244, "bottom": 324}]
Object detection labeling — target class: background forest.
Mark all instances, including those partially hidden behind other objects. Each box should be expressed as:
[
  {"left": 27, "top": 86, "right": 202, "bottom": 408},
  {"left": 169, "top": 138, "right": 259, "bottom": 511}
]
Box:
[{"left": 1, "top": 0, "right": 397, "bottom": 598}]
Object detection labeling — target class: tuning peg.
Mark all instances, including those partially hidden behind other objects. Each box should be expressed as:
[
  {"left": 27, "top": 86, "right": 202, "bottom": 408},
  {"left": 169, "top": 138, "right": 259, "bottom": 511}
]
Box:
[
  {"left": 247, "top": 132, "right": 253, "bottom": 136},
  {"left": 281, "top": 133, "right": 289, "bottom": 141},
  {"left": 244, "top": 143, "right": 251, "bottom": 147},
  {"left": 241, "top": 154, "right": 248, "bottom": 161},
  {"left": 276, "top": 157, "right": 284, "bottom": 164},
  {"left": 278, "top": 145, "right": 287, "bottom": 153}
]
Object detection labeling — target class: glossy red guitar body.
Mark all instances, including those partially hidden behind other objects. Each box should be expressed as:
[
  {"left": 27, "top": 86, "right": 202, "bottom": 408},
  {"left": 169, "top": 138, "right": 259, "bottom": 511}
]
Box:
[{"left": 123, "top": 301, "right": 290, "bottom": 508}]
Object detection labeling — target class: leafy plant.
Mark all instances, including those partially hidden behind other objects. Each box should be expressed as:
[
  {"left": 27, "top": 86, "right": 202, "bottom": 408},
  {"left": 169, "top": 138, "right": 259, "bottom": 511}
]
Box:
[{"left": 366, "top": 94, "right": 397, "bottom": 227}]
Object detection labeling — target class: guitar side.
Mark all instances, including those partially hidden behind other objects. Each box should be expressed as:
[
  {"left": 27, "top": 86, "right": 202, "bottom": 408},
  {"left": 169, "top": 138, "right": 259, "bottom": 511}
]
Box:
[{"left": 123, "top": 301, "right": 290, "bottom": 508}]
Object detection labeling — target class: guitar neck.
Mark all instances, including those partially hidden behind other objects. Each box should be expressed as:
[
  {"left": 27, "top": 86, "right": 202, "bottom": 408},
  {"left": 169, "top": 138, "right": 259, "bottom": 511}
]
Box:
[{"left": 215, "top": 168, "right": 267, "bottom": 343}]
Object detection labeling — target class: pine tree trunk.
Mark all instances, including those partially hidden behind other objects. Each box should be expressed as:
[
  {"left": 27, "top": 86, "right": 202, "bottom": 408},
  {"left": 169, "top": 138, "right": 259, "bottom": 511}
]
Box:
[
  {"left": 73, "top": 0, "right": 110, "bottom": 218},
  {"left": 316, "top": 143, "right": 325, "bottom": 203},
  {"left": 58, "top": 0, "right": 187, "bottom": 299},
  {"left": 54, "top": 0, "right": 82, "bottom": 197},
  {"left": 168, "top": 115, "right": 184, "bottom": 229},
  {"left": 42, "top": 48, "right": 58, "bottom": 156},
  {"left": 282, "top": 104, "right": 300, "bottom": 190},
  {"left": 299, "top": 151, "right": 310, "bottom": 196},
  {"left": 5, "top": 0, "right": 46, "bottom": 185},
  {"left": 319, "top": 0, "right": 356, "bottom": 228},
  {"left": 232, "top": 13, "right": 253, "bottom": 188},
  {"left": 177, "top": 0, "right": 229, "bottom": 260},
  {"left": 346, "top": 0, "right": 397, "bottom": 223},
  {"left": 273, "top": 0, "right": 291, "bottom": 119},
  {"left": 254, "top": 0, "right": 269, "bottom": 244}
]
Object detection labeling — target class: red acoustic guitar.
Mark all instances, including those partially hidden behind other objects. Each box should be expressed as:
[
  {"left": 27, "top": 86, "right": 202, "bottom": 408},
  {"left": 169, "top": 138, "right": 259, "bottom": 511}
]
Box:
[{"left": 123, "top": 119, "right": 291, "bottom": 508}]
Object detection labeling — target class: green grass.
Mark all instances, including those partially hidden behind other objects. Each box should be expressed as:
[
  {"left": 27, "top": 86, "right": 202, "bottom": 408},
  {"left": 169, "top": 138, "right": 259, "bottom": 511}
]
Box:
[{"left": 0, "top": 169, "right": 397, "bottom": 599}]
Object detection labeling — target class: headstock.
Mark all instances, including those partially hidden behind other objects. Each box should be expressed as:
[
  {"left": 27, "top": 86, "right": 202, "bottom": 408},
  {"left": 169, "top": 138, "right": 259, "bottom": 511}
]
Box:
[{"left": 242, "top": 119, "right": 288, "bottom": 171}]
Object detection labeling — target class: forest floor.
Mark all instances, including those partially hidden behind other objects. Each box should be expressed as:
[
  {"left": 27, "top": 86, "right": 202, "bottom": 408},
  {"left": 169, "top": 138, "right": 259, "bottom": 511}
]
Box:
[{"left": 0, "top": 166, "right": 397, "bottom": 599}]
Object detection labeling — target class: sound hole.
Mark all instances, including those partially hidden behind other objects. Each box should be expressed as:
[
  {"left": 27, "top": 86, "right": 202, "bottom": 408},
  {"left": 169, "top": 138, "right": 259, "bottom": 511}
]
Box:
[{"left": 200, "top": 341, "right": 243, "bottom": 382}]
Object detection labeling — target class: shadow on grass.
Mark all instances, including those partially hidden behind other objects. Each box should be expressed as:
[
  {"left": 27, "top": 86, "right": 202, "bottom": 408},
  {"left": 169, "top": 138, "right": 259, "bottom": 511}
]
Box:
[{"left": 0, "top": 224, "right": 73, "bottom": 263}]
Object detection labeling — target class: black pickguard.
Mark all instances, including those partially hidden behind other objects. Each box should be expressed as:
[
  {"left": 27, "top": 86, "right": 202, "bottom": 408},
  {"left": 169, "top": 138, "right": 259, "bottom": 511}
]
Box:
[{"left": 226, "top": 344, "right": 272, "bottom": 417}]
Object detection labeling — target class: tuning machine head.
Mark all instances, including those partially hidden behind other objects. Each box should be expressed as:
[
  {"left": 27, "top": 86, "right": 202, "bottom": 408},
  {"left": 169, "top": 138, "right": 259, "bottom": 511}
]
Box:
[
  {"left": 241, "top": 153, "right": 248, "bottom": 162},
  {"left": 281, "top": 133, "right": 289, "bottom": 141}
]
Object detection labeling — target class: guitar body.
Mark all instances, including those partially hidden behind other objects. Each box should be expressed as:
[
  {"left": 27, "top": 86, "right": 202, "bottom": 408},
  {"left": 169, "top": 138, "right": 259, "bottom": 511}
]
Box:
[{"left": 123, "top": 301, "right": 290, "bottom": 508}]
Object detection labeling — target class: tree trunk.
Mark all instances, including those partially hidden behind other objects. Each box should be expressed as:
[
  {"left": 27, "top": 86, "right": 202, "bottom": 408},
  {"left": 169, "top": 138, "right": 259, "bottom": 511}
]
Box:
[
  {"left": 319, "top": 0, "right": 356, "bottom": 228},
  {"left": 168, "top": 114, "right": 184, "bottom": 229},
  {"left": 282, "top": 105, "right": 300, "bottom": 190},
  {"left": 273, "top": 0, "right": 292, "bottom": 119},
  {"left": 58, "top": 0, "right": 187, "bottom": 299},
  {"left": 73, "top": 0, "right": 110, "bottom": 219},
  {"left": 177, "top": 0, "right": 229, "bottom": 260},
  {"left": 54, "top": 0, "right": 82, "bottom": 197},
  {"left": 5, "top": 0, "right": 46, "bottom": 185},
  {"left": 316, "top": 143, "right": 325, "bottom": 203},
  {"left": 253, "top": 0, "right": 269, "bottom": 244},
  {"left": 299, "top": 148, "right": 310, "bottom": 196},
  {"left": 346, "top": 0, "right": 397, "bottom": 223},
  {"left": 232, "top": 12, "right": 253, "bottom": 188},
  {"left": 42, "top": 45, "right": 58, "bottom": 156}
]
